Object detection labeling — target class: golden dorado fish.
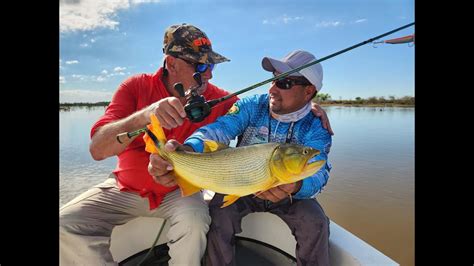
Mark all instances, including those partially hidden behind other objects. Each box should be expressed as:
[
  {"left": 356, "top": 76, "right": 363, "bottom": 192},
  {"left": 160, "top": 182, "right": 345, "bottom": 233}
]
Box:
[{"left": 143, "top": 114, "right": 326, "bottom": 207}]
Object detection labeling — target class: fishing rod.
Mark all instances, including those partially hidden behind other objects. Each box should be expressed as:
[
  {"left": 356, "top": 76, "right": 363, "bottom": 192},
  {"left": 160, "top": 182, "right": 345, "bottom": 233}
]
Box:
[{"left": 116, "top": 21, "right": 414, "bottom": 143}]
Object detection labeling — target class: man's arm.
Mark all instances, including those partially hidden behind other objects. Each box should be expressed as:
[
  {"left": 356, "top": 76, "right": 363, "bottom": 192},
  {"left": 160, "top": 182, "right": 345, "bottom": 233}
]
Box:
[
  {"left": 90, "top": 96, "right": 186, "bottom": 160},
  {"left": 311, "top": 102, "right": 334, "bottom": 135},
  {"left": 184, "top": 97, "right": 255, "bottom": 152},
  {"left": 90, "top": 108, "right": 150, "bottom": 160}
]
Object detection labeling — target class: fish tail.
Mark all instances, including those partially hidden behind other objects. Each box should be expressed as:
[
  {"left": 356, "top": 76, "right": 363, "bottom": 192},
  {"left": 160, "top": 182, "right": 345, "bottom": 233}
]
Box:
[{"left": 144, "top": 113, "right": 167, "bottom": 154}]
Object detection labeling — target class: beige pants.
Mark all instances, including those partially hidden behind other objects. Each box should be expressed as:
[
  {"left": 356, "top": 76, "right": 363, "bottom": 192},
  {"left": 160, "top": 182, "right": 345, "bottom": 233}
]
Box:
[{"left": 60, "top": 175, "right": 210, "bottom": 266}]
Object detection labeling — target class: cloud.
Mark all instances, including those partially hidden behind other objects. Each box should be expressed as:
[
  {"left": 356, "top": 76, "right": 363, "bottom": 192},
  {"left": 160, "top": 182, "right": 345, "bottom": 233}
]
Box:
[
  {"left": 64, "top": 67, "right": 130, "bottom": 84},
  {"left": 60, "top": 0, "right": 130, "bottom": 33},
  {"left": 262, "top": 15, "right": 304, "bottom": 25},
  {"left": 80, "top": 38, "right": 97, "bottom": 48},
  {"left": 282, "top": 15, "right": 303, "bottom": 24},
  {"left": 111, "top": 72, "right": 126, "bottom": 76},
  {"left": 60, "top": 89, "right": 115, "bottom": 103},
  {"left": 131, "top": 0, "right": 161, "bottom": 3},
  {"left": 60, "top": 76, "right": 66, "bottom": 84},
  {"left": 60, "top": 0, "right": 162, "bottom": 33},
  {"left": 354, "top": 19, "right": 367, "bottom": 23},
  {"left": 71, "top": 74, "right": 86, "bottom": 80},
  {"left": 114, "top": 66, "right": 126, "bottom": 72},
  {"left": 69, "top": 74, "right": 102, "bottom": 82},
  {"left": 316, "top": 21, "right": 343, "bottom": 28},
  {"left": 66, "top": 60, "right": 79, "bottom": 64}
]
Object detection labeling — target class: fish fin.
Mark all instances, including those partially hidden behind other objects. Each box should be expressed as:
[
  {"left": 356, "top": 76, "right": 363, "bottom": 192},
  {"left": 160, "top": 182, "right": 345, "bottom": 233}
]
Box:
[
  {"left": 143, "top": 130, "right": 160, "bottom": 154},
  {"left": 220, "top": 195, "right": 240, "bottom": 208},
  {"left": 149, "top": 113, "right": 168, "bottom": 144},
  {"left": 203, "top": 139, "right": 229, "bottom": 152},
  {"left": 143, "top": 113, "right": 167, "bottom": 154},
  {"left": 174, "top": 172, "right": 202, "bottom": 197}
]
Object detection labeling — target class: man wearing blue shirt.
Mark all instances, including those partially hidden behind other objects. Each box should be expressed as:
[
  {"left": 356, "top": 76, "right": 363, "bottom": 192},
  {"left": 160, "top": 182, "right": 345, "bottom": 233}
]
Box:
[{"left": 182, "top": 50, "right": 332, "bottom": 266}]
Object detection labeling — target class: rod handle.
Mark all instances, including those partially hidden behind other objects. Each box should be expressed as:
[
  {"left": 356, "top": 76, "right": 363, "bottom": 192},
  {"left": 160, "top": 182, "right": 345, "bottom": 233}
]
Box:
[{"left": 116, "top": 132, "right": 131, "bottom": 144}]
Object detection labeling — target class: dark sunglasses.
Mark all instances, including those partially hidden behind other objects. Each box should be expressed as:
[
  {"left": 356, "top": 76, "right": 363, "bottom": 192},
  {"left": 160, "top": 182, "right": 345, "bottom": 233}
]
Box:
[
  {"left": 195, "top": 63, "right": 214, "bottom": 73},
  {"left": 181, "top": 58, "right": 215, "bottom": 73},
  {"left": 273, "top": 77, "right": 312, "bottom": 90}
]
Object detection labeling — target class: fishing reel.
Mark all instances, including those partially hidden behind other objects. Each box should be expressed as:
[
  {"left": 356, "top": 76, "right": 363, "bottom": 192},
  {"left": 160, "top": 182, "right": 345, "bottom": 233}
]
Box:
[{"left": 174, "top": 73, "right": 212, "bottom": 123}]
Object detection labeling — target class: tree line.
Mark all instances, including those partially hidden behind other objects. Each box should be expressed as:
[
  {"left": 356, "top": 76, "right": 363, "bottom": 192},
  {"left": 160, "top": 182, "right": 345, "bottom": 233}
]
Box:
[
  {"left": 60, "top": 94, "right": 415, "bottom": 110},
  {"left": 313, "top": 94, "right": 414, "bottom": 106},
  {"left": 60, "top": 102, "right": 110, "bottom": 107}
]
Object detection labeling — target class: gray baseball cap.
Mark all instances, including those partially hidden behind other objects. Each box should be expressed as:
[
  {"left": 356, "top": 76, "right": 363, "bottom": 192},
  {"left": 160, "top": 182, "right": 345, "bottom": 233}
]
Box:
[{"left": 262, "top": 50, "right": 323, "bottom": 91}]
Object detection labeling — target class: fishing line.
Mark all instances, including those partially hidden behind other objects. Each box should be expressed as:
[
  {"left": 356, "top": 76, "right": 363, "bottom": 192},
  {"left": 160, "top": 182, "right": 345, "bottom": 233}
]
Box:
[{"left": 137, "top": 219, "right": 167, "bottom": 266}]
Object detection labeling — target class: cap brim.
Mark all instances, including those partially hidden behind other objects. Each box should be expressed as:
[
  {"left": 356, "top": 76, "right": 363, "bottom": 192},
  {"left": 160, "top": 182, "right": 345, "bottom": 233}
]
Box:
[
  {"left": 208, "top": 51, "right": 230, "bottom": 64},
  {"left": 262, "top": 57, "right": 303, "bottom": 77}
]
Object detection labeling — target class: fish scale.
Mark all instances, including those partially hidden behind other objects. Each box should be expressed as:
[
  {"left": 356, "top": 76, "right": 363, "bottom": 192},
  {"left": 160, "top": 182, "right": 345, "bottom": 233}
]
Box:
[{"left": 167, "top": 143, "right": 278, "bottom": 194}]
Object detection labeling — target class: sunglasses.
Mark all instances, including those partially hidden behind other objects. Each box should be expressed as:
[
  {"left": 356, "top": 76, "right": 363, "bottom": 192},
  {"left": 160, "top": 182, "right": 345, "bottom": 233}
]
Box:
[
  {"left": 195, "top": 63, "right": 214, "bottom": 73},
  {"left": 273, "top": 77, "right": 312, "bottom": 90},
  {"left": 181, "top": 58, "right": 215, "bottom": 73}
]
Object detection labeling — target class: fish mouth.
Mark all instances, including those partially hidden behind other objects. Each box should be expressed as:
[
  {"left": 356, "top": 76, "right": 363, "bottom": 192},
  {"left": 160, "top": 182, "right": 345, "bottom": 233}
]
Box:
[{"left": 303, "top": 155, "right": 325, "bottom": 175}]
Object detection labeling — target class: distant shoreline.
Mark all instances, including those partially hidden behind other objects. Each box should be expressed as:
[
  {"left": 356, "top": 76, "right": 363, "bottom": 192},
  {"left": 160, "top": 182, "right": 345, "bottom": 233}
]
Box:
[
  {"left": 60, "top": 102, "right": 110, "bottom": 107},
  {"left": 59, "top": 101, "right": 415, "bottom": 110},
  {"left": 319, "top": 103, "right": 414, "bottom": 107}
]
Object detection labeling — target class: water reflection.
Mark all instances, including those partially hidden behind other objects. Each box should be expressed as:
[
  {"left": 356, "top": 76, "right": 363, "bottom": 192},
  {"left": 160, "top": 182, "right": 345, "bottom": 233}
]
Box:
[
  {"left": 319, "top": 106, "right": 414, "bottom": 266},
  {"left": 60, "top": 106, "right": 116, "bottom": 207}
]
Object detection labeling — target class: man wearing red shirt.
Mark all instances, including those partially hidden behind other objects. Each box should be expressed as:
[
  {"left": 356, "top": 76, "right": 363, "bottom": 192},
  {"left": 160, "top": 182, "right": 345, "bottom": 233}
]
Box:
[{"left": 59, "top": 23, "right": 238, "bottom": 266}]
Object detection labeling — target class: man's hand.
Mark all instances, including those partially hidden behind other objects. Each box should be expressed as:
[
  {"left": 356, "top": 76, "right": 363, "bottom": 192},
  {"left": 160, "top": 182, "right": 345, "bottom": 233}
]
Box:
[
  {"left": 311, "top": 102, "right": 334, "bottom": 135},
  {"left": 147, "top": 139, "right": 193, "bottom": 186},
  {"left": 147, "top": 97, "right": 187, "bottom": 129},
  {"left": 255, "top": 181, "right": 302, "bottom": 203}
]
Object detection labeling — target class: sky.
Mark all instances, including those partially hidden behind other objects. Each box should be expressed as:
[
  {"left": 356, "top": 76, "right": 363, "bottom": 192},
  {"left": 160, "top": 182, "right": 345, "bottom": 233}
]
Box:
[{"left": 59, "top": 0, "right": 414, "bottom": 103}]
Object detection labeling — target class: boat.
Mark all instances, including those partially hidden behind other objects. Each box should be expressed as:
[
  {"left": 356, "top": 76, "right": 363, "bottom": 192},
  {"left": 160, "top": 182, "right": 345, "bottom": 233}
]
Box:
[{"left": 110, "top": 195, "right": 398, "bottom": 265}]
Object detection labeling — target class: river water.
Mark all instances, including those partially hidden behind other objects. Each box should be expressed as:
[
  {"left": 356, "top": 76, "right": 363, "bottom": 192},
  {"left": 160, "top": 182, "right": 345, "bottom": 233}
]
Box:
[{"left": 60, "top": 105, "right": 414, "bottom": 266}]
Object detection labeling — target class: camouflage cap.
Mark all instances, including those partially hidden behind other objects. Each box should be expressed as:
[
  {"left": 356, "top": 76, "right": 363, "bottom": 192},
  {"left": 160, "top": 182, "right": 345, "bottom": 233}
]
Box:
[{"left": 163, "top": 23, "right": 230, "bottom": 64}]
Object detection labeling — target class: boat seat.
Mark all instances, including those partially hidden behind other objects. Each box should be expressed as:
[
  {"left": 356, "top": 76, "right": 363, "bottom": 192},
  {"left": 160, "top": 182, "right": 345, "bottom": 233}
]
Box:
[{"left": 110, "top": 192, "right": 398, "bottom": 265}]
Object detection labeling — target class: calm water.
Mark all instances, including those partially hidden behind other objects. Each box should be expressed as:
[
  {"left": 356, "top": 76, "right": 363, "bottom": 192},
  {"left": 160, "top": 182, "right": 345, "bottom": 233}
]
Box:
[{"left": 60, "top": 106, "right": 414, "bottom": 266}]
